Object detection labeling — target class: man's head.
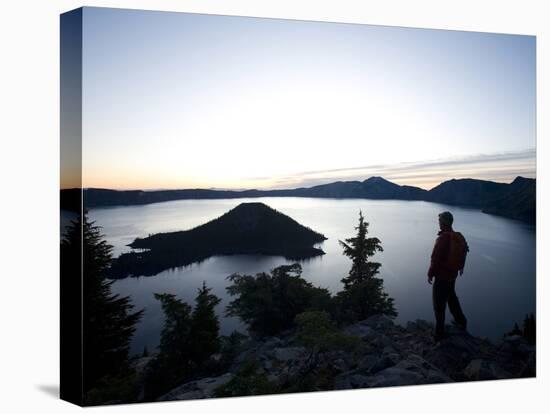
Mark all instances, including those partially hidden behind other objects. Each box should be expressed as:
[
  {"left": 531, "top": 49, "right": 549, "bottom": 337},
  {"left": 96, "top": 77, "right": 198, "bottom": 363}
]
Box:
[{"left": 438, "top": 211, "right": 454, "bottom": 229}]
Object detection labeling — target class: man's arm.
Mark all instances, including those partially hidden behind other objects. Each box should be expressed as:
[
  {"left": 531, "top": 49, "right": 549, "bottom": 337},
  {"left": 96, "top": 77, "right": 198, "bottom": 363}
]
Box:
[{"left": 428, "top": 233, "right": 450, "bottom": 282}]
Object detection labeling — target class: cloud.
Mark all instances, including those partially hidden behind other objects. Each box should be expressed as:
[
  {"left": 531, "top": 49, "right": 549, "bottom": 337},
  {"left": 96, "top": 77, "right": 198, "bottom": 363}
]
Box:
[{"left": 249, "top": 148, "right": 536, "bottom": 190}]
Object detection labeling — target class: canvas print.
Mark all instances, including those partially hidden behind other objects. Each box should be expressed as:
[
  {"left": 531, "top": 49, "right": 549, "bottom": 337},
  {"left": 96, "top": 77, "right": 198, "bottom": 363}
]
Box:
[{"left": 60, "top": 7, "right": 536, "bottom": 406}]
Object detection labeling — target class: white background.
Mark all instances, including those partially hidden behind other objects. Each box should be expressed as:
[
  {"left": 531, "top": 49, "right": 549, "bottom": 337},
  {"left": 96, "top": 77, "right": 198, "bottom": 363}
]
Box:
[{"left": 0, "top": 0, "right": 548, "bottom": 412}]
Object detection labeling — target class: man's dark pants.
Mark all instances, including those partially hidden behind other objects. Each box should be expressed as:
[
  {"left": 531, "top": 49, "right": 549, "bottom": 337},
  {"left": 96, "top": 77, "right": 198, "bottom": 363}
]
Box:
[{"left": 432, "top": 277, "right": 467, "bottom": 336}]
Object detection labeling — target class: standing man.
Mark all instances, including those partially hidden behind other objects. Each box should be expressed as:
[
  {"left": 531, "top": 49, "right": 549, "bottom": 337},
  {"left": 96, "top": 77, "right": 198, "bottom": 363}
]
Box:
[{"left": 428, "top": 211, "right": 469, "bottom": 341}]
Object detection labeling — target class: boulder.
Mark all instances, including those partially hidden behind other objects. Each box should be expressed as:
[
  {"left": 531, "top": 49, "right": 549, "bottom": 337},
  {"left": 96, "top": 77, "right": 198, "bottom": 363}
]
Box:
[
  {"left": 273, "top": 346, "right": 307, "bottom": 362},
  {"left": 372, "top": 335, "right": 393, "bottom": 348},
  {"left": 344, "top": 324, "right": 378, "bottom": 340},
  {"left": 362, "top": 355, "right": 452, "bottom": 387},
  {"left": 331, "top": 358, "right": 348, "bottom": 373},
  {"left": 399, "top": 355, "right": 452, "bottom": 378},
  {"left": 334, "top": 373, "right": 371, "bottom": 390},
  {"left": 133, "top": 356, "right": 154, "bottom": 375},
  {"left": 262, "top": 336, "right": 285, "bottom": 349},
  {"left": 369, "top": 355, "right": 397, "bottom": 374},
  {"left": 335, "top": 353, "right": 452, "bottom": 390},
  {"left": 406, "top": 319, "right": 433, "bottom": 333},
  {"left": 158, "top": 373, "right": 233, "bottom": 401},
  {"left": 360, "top": 367, "right": 425, "bottom": 387},
  {"left": 463, "top": 359, "right": 511, "bottom": 381},
  {"left": 355, "top": 353, "right": 395, "bottom": 375},
  {"left": 425, "top": 330, "right": 483, "bottom": 377},
  {"left": 353, "top": 354, "right": 388, "bottom": 373},
  {"left": 361, "top": 314, "right": 395, "bottom": 330}
]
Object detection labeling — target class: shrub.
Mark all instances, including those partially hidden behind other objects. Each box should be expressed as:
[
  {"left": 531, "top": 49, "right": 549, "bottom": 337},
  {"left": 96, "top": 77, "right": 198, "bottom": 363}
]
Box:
[{"left": 225, "top": 264, "right": 332, "bottom": 336}]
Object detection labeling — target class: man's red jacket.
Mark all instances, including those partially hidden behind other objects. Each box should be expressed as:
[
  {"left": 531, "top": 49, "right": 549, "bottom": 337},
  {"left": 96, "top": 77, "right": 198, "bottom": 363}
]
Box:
[{"left": 428, "top": 228, "right": 466, "bottom": 281}]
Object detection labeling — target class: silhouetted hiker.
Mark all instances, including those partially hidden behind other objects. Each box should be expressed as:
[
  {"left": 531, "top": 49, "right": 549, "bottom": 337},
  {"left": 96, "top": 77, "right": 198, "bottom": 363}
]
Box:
[{"left": 427, "top": 211, "right": 469, "bottom": 342}]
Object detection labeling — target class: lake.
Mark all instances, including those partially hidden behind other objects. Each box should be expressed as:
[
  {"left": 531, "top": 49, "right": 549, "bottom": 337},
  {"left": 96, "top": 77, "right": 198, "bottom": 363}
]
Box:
[{"left": 67, "top": 197, "right": 535, "bottom": 354}]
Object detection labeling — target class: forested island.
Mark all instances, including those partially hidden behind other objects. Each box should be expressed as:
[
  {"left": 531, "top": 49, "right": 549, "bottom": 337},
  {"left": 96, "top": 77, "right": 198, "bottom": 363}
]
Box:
[
  {"left": 61, "top": 175, "right": 536, "bottom": 223},
  {"left": 107, "top": 202, "right": 327, "bottom": 278}
]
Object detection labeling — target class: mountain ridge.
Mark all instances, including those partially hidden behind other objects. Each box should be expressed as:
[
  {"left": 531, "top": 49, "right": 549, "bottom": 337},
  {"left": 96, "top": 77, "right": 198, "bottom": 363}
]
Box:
[{"left": 61, "top": 175, "right": 536, "bottom": 224}]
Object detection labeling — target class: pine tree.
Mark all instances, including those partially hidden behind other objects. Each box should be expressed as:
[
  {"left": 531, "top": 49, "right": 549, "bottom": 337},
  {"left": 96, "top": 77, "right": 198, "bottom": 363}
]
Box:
[
  {"left": 143, "top": 286, "right": 221, "bottom": 400},
  {"left": 339, "top": 211, "right": 383, "bottom": 287},
  {"left": 61, "top": 213, "right": 143, "bottom": 395},
  {"left": 509, "top": 322, "right": 522, "bottom": 336},
  {"left": 522, "top": 313, "right": 536, "bottom": 345},
  {"left": 335, "top": 211, "right": 396, "bottom": 322},
  {"left": 143, "top": 293, "right": 193, "bottom": 400},
  {"left": 190, "top": 282, "right": 222, "bottom": 365}
]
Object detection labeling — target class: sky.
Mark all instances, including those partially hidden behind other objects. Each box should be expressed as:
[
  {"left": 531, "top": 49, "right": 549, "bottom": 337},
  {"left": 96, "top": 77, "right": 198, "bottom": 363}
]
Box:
[{"left": 75, "top": 7, "right": 536, "bottom": 190}]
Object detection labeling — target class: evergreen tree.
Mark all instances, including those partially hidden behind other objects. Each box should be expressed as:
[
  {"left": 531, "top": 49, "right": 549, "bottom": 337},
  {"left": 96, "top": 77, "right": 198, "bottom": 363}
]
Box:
[
  {"left": 508, "top": 322, "right": 522, "bottom": 336},
  {"left": 144, "top": 286, "right": 222, "bottom": 400},
  {"left": 61, "top": 213, "right": 143, "bottom": 397},
  {"left": 190, "top": 282, "right": 222, "bottom": 365},
  {"left": 335, "top": 211, "right": 396, "bottom": 322},
  {"left": 522, "top": 313, "right": 536, "bottom": 345},
  {"left": 143, "top": 293, "right": 193, "bottom": 400}
]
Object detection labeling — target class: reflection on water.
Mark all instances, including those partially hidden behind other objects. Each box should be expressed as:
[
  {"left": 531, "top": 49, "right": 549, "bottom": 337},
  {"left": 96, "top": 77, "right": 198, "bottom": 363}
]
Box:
[{"left": 63, "top": 197, "right": 535, "bottom": 354}]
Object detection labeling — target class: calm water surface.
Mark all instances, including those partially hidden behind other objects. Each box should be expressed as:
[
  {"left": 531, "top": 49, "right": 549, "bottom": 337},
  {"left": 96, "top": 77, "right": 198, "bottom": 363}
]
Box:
[{"left": 71, "top": 197, "right": 535, "bottom": 354}]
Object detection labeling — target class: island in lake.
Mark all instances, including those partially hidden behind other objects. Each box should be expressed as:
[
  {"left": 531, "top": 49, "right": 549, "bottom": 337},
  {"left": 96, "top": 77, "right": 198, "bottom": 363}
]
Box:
[{"left": 107, "top": 202, "right": 327, "bottom": 278}]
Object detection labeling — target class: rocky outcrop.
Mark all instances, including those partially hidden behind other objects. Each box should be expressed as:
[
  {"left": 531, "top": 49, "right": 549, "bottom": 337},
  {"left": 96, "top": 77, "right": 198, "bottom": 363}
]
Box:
[
  {"left": 158, "top": 373, "right": 234, "bottom": 401},
  {"left": 157, "top": 315, "right": 535, "bottom": 401}
]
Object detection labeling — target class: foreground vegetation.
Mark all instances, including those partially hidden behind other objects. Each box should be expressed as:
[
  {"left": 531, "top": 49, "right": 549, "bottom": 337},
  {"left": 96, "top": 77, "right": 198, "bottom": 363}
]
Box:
[
  {"left": 64, "top": 210, "right": 534, "bottom": 405},
  {"left": 62, "top": 214, "right": 144, "bottom": 405}
]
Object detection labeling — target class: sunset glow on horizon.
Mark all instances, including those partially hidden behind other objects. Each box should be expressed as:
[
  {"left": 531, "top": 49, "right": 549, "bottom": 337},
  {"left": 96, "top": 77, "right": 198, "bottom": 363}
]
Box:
[
  {"left": 74, "top": 8, "right": 535, "bottom": 191},
  {"left": 79, "top": 148, "right": 536, "bottom": 191}
]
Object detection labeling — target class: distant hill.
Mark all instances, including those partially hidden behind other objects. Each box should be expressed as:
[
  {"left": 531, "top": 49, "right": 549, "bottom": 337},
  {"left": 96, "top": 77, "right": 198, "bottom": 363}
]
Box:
[
  {"left": 77, "top": 177, "right": 428, "bottom": 208},
  {"left": 426, "top": 178, "right": 509, "bottom": 207},
  {"left": 107, "top": 202, "right": 326, "bottom": 278},
  {"left": 425, "top": 177, "right": 536, "bottom": 224},
  {"left": 289, "top": 176, "right": 428, "bottom": 200},
  {"left": 61, "top": 176, "right": 536, "bottom": 224},
  {"left": 482, "top": 177, "right": 536, "bottom": 223},
  {"left": 362, "top": 176, "right": 428, "bottom": 200}
]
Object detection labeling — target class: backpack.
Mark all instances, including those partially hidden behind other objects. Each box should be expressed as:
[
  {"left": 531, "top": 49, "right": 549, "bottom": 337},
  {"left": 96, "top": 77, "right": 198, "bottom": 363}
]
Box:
[{"left": 447, "top": 231, "right": 469, "bottom": 272}]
